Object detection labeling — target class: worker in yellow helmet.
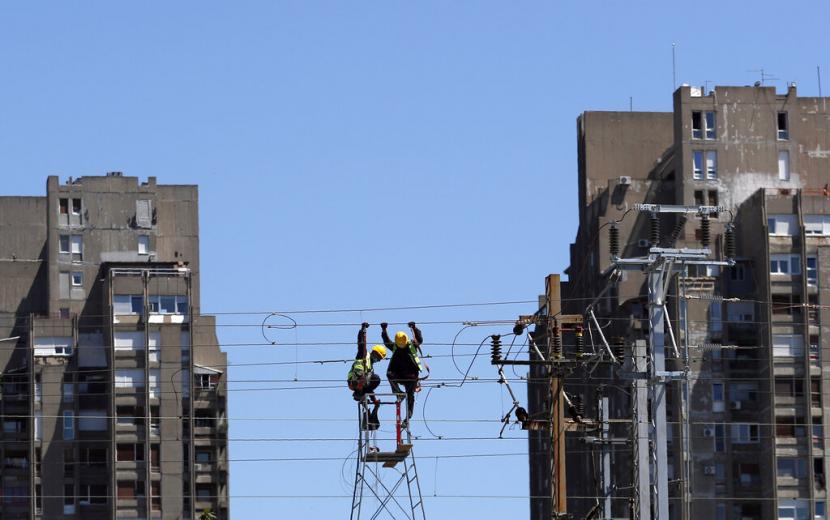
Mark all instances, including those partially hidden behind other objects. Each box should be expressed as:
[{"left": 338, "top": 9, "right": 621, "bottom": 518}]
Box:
[
  {"left": 347, "top": 323, "right": 387, "bottom": 430},
  {"left": 381, "top": 321, "right": 424, "bottom": 430}
]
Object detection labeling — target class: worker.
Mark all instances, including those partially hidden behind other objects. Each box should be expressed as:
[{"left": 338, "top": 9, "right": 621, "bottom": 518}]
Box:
[
  {"left": 381, "top": 321, "right": 423, "bottom": 429},
  {"left": 348, "top": 322, "right": 387, "bottom": 431}
]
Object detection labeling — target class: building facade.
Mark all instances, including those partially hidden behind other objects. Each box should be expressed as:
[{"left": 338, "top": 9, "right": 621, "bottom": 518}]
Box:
[
  {"left": 532, "top": 85, "right": 830, "bottom": 519},
  {"left": 0, "top": 174, "right": 229, "bottom": 519}
]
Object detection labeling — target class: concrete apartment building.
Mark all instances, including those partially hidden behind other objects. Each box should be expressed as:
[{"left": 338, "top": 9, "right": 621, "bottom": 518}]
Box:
[
  {"left": 530, "top": 85, "right": 830, "bottom": 519},
  {"left": 0, "top": 174, "right": 229, "bottom": 519}
]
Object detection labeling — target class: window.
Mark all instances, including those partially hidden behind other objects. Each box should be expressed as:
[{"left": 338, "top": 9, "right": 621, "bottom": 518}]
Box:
[
  {"left": 71, "top": 271, "right": 83, "bottom": 286},
  {"left": 714, "top": 424, "right": 726, "bottom": 452},
  {"left": 149, "top": 331, "right": 160, "bottom": 362},
  {"left": 81, "top": 448, "right": 107, "bottom": 467},
  {"left": 772, "top": 294, "right": 803, "bottom": 317},
  {"left": 64, "top": 484, "right": 75, "bottom": 515},
  {"left": 78, "top": 410, "right": 107, "bottom": 431},
  {"left": 726, "top": 302, "right": 754, "bottom": 322},
  {"left": 775, "top": 378, "right": 804, "bottom": 398},
  {"left": 34, "top": 336, "right": 73, "bottom": 356},
  {"left": 706, "top": 151, "right": 717, "bottom": 179},
  {"left": 805, "top": 215, "right": 830, "bottom": 235},
  {"left": 149, "top": 369, "right": 160, "bottom": 398},
  {"left": 151, "top": 482, "right": 161, "bottom": 510},
  {"left": 729, "top": 263, "right": 746, "bottom": 281},
  {"left": 195, "top": 410, "right": 215, "bottom": 428},
  {"left": 70, "top": 235, "right": 83, "bottom": 255},
  {"left": 777, "top": 457, "right": 808, "bottom": 478},
  {"left": 705, "top": 111, "right": 716, "bottom": 139},
  {"left": 34, "top": 411, "right": 42, "bottom": 440},
  {"left": 113, "top": 294, "right": 143, "bottom": 315},
  {"left": 63, "top": 383, "right": 74, "bottom": 402},
  {"left": 692, "top": 111, "right": 703, "bottom": 139},
  {"left": 117, "top": 480, "right": 144, "bottom": 500},
  {"left": 709, "top": 301, "right": 722, "bottom": 335},
  {"left": 149, "top": 295, "right": 188, "bottom": 314},
  {"left": 59, "top": 235, "right": 70, "bottom": 253},
  {"left": 63, "top": 411, "right": 75, "bottom": 440},
  {"left": 196, "top": 484, "right": 213, "bottom": 500},
  {"left": 693, "top": 151, "right": 704, "bottom": 179},
  {"left": 195, "top": 449, "right": 212, "bottom": 463},
  {"left": 59, "top": 198, "right": 69, "bottom": 215},
  {"left": 770, "top": 254, "right": 801, "bottom": 275},
  {"left": 694, "top": 190, "right": 704, "bottom": 205},
  {"left": 777, "top": 112, "right": 789, "bottom": 140},
  {"left": 767, "top": 214, "right": 798, "bottom": 236},
  {"left": 138, "top": 235, "right": 150, "bottom": 254},
  {"left": 773, "top": 334, "right": 805, "bottom": 358},
  {"left": 778, "top": 150, "right": 790, "bottom": 180},
  {"left": 729, "top": 382, "right": 759, "bottom": 402},
  {"left": 814, "top": 423, "right": 825, "bottom": 450},
  {"left": 807, "top": 256, "right": 818, "bottom": 286},
  {"left": 712, "top": 383, "right": 724, "bottom": 412},
  {"left": 776, "top": 416, "right": 806, "bottom": 438},
  {"left": 731, "top": 423, "right": 759, "bottom": 443},
  {"left": 79, "top": 484, "right": 107, "bottom": 505},
  {"left": 116, "top": 443, "right": 144, "bottom": 462},
  {"left": 114, "top": 331, "right": 145, "bottom": 352},
  {"left": 708, "top": 189, "right": 718, "bottom": 207},
  {"left": 115, "top": 369, "right": 144, "bottom": 389},
  {"left": 692, "top": 111, "right": 716, "bottom": 139},
  {"left": 197, "top": 373, "right": 219, "bottom": 390},
  {"left": 71, "top": 198, "right": 81, "bottom": 215}
]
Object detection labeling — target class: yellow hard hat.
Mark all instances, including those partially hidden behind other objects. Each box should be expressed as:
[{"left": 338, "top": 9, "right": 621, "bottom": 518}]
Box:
[
  {"left": 371, "top": 345, "right": 387, "bottom": 359},
  {"left": 395, "top": 331, "right": 409, "bottom": 347}
]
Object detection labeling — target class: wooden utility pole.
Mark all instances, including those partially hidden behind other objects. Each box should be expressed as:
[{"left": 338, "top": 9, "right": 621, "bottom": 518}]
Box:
[{"left": 545, "top": 274, "right": 567, "bottom": 517}]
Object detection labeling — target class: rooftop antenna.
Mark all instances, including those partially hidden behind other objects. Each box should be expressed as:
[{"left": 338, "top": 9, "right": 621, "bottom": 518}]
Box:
[
  {"left": 818, "top": 66, "right": 823, "bottom": 97},
  {"left": 630, "top": 96, "right": 633, "bottom": 112},
  {"left": 704, "top": 80, "right": 714, "bottom": 95},
  {"left": 672, "top": 43, "right": 677, "bottom": 90},
  {"left": 748, "top": 68, "right": 780, "bottom": 86}
]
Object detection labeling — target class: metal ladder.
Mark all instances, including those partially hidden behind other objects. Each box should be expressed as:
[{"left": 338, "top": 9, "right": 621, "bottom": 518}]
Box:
[{"left": 350, "top": 394, "right": 426, "bottom": 520}]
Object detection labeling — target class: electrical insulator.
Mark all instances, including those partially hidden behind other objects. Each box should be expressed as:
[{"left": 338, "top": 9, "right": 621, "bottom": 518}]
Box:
[
  {"left": 725, "top": 224, "right": 736, "bottom": 259},
  {"left": 552, "top": 325, "right": 562, "bottom": 358},
  {"left": 668, "top": 215, "right": 688, "bottom": 244},
  {"left": 649, "top": 213, "right": 660, "bottom": 246},
  {"left": 490, "top": 335, "right": 502, "bottom": 364},
  {"left": 575, "top": 326, "right": 585, "bottom": 358},
  {"left": 700, "top": 214, "right": 711, "bottom": 248},
  {"left": 613, "top": 337, "right": 625, "bottom": 363},
  {"left": 572, "top": 394, "right": 585, "bottom": 417},
  {"left": 609, "top": 223, "right": 620, "bottom": 258}
]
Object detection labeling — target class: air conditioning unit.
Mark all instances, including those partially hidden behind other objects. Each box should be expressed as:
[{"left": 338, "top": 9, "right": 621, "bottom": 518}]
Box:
[
  {"left": 619, "top": 176, "right": 632, "bottom": 185},
  {"left": 703, "top": 427, "right": 714, "bottom": 437},
  {"left": 731, "top": 401, "right": 742, "bottom": 411},
  {"left": 703, "top": 465, "right": 716, "bottom": 476}
]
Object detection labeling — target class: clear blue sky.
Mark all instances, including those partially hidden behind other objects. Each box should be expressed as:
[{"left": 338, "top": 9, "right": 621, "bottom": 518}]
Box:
[{"left": 1, "top": 2, "right": 828, "bottom": 517}]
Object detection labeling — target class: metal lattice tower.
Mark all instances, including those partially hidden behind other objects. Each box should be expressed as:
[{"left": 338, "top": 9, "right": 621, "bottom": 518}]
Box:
[{"left": 350, "top": 395, "right": 426, "bottom": 520}]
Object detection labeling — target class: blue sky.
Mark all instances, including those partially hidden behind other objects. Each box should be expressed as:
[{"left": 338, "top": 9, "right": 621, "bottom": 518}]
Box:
[{"left": 1, "top": 2, "right": 828, "bottom": 517}]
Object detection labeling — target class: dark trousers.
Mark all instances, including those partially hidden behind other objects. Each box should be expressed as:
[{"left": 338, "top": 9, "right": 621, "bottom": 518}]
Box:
[
  {"left": 387, "top": 372, "right": 418, "bottom": 420},
  {"left": 349, "top": 373, "right": 380, "bottom": 401}
]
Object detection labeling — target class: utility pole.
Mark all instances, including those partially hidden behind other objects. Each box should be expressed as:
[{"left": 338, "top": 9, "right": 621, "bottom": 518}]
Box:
[
  {"left": 610, "top": 204, "right": 734, "bottom": 519},
  {"left": 546, "top": 275, "right": 567, "bottom": 517}
]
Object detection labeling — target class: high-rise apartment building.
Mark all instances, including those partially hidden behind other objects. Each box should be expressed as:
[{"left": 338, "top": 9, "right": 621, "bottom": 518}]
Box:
[
  {"left": 530, "top": 85, "right": 830, "bottom": 519},
  {"left": 0, "top": 174, "right": 229, "bottom": 519}
]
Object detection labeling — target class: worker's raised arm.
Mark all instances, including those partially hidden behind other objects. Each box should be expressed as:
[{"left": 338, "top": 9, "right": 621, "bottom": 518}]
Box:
[
  {"left": 356, "top": 322, "right": 369, "bottom": 359},
  {"left": 408, "top": 322, "right": 423, "bottom": 347},
  {"left": 380, "top": 322, "right": 395, "bottom": 350}
]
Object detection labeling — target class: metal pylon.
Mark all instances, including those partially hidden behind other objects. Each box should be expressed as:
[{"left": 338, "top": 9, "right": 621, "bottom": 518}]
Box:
[{"left": 350, "top": 394, "right": 426, "bottom": 520}]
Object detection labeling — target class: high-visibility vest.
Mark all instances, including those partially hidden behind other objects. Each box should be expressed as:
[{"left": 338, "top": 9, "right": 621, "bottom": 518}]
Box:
[{"left": 348, "top": 354, "right": 372, "bottom": 381}]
